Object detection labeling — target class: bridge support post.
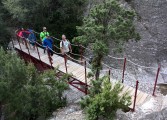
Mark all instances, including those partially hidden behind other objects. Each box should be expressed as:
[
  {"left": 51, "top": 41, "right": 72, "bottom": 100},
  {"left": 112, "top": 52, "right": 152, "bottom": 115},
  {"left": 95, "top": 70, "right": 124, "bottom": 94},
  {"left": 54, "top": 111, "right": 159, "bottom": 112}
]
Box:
[
  {"left": 64, "top": 54, "right": 68, "bottom": 73},
  {"left": 132, "top": 80, "right": 139, "bottom": 112},
  {"left": 24, "top": 38, "right": 30, "bottom": 55},
  {"left": 108, "top": 69, "right": 111, "bottom": 81},
  {"left": 84, "top": 61, "right": 87, "bottom": 95},
  {"left": 35, "top": 43, "right": 41, "bottom": 61},
  {"left": 122, "top": 57, "right": 126, "bottom": 83},
  {"left": 80, "top": 45, "right": 83, "bottom": 63},
  {"left": 152, "top": 65, "right": 161, "bottom": 96},
  {"left": 46, "top": 47, "right": 53, "bottom": 67},
  {"left": 16, "top": 35, "right": 22, "bottom": 50}
]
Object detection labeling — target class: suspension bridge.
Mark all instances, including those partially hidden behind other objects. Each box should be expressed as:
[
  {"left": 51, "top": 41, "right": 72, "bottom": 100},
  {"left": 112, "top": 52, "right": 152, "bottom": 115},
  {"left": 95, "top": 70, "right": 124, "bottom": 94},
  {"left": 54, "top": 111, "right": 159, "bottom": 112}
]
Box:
[{"left": 11, "top": 30, "right": 162, "bottom": 111}]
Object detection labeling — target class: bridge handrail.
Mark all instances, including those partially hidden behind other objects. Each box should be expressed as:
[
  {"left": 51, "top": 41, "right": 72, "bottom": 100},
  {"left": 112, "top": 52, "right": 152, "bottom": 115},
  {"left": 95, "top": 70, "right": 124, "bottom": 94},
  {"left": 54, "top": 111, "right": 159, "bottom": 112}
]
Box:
[
  {"left": 23, "top": 37, "right": 91, "bottom": 64},
  {"left": 33, "top": 30, "right": 160, "bottom": 70}
]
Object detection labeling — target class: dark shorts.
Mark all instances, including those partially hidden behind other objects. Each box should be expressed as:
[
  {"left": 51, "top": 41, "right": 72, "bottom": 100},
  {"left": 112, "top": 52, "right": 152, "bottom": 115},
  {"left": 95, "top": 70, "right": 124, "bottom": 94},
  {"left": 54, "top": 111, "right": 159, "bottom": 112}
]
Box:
[
  {"left": 64, "top": 52, "right": 71, "bottom": 59},
  {"left": 48, "top": 49, "right": 53, "bottom": 56}
]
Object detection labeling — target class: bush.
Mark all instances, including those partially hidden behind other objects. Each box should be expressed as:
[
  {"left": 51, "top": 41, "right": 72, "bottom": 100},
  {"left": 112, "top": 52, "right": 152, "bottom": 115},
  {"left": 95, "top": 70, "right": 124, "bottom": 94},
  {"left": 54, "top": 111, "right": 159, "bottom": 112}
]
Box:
[
  {"left": 80, "top": 76, "right": 131, "bottom": 120},
  {"left": 0, "top": 48, "right": 68, "bottom": 120}
]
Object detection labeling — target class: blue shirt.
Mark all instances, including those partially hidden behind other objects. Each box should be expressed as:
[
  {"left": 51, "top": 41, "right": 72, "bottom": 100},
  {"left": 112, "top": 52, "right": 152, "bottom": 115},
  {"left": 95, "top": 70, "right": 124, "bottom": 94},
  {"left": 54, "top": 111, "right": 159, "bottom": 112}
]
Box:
[
  {"left": 43, "top": 38, "right": 53, "bottom": 49},
  {"left": 28, "top": 29, "right": 36, "bottom": 42},
  {"left": 22, "top": 30, "right": 30, "bottom": 38}
]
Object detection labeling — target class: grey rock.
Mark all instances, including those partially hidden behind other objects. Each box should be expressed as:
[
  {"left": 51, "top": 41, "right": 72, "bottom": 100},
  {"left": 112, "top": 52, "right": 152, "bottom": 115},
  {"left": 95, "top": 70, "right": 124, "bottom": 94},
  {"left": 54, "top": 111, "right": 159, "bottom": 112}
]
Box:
[
  {"left": 65, "top": 108, "right": 77, "bottom": 114},
  {"left": 161, "top": 73, "right": 167, "bottom": 83},
  {"left": 139, "top": 107, "right": 167, "bottom": 120},
  {"left": 116, "top": 109, "right": 131, "bottom": 120},
  {"left": 161, "top": 108, "right": 167, "bottom": 119}
]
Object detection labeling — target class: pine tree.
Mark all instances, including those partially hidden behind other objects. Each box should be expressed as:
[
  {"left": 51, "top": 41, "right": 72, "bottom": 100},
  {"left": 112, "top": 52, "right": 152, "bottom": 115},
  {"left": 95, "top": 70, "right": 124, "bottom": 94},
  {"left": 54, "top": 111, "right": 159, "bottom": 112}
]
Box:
[
  {"left": 74, "top": 0, "right": 140, "bottom": 79},
  {"left": 2, "top": 0, "right": 86, "bottom": 39}
]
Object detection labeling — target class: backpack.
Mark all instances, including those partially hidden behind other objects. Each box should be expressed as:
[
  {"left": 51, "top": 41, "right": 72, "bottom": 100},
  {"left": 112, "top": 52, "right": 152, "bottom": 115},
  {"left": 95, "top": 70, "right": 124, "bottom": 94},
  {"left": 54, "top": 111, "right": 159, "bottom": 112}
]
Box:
[
  {"left": 42, "top": 32, "right": 49, "bottom": 37},
  {"left": 61, "top": 40, "right": 70, "bottom": 48}
]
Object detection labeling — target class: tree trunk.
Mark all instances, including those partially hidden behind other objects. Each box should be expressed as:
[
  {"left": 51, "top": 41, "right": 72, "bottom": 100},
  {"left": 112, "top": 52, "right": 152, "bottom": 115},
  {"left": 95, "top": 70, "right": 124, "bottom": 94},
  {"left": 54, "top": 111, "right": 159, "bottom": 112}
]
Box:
[
  {"left": 95, "top": 68, "right": 100, "bottom": 80},
  {"left": 95, "top": 56, "right": 102, "bottom": 80}
]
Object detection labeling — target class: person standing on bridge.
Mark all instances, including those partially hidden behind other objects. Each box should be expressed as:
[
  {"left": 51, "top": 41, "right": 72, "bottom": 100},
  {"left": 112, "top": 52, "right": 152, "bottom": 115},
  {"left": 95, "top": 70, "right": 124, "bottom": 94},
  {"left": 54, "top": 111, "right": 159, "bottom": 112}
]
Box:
[
  {"left": 43, "top": 35, "right": 54, "bottom": 57},
  {"left": 40, "top": 27, "right": 50, "bottom": 53},
  {"left": 28, "top": 29, "right": 37, "bottom": 50},
  {"left": 17, "top": 28, "right": 30, "bottom": 45},
  {"left": 60, "top": 34, "right": 72, "bottom": 65}
]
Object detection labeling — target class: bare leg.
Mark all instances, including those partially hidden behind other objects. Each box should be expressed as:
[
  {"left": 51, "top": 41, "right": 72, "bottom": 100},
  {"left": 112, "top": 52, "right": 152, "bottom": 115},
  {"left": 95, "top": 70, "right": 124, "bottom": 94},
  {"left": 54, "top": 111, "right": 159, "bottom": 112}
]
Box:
[{"left": 29, "top": 42, "right": 31, "bottom": 49}]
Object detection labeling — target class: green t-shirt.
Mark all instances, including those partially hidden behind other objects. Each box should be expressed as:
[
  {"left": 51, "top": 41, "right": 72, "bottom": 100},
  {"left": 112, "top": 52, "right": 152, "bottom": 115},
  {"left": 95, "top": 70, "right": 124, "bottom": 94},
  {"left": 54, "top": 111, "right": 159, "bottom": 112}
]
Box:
[{"left": 40, "top": 31, "right": 49, "bottom": 41}]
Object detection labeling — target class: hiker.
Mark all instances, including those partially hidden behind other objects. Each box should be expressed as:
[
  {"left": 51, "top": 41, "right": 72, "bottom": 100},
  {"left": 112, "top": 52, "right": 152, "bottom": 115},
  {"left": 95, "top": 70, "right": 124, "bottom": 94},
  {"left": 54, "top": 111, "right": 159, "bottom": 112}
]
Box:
[
  {"left": 40, "top": 27, "right": 50, "bottom": 53},
  {"left": 40, "top": 27, "right": 50, "bottom": 43},
  {"left": 60, "top": 34, "right": 72, "bottom": 64},
  {"left": 28, "top": 29, "right": 37, "bottom": 50},
  {"left": 16, "top": 28, "right": 23, "bottom": 44},
  {"left": 17, "top": 28, "right": 30, "bottom": 45},
  {"left": 43, "top": 35, "right": 53, "bottom": 56}
]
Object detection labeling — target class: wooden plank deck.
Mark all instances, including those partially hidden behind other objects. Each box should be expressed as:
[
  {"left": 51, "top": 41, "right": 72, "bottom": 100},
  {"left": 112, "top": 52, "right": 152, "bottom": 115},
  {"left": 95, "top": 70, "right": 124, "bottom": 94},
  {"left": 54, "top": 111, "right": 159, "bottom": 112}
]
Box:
[{"left": 14, "top": 43, "right": 151, "bottom": 109}]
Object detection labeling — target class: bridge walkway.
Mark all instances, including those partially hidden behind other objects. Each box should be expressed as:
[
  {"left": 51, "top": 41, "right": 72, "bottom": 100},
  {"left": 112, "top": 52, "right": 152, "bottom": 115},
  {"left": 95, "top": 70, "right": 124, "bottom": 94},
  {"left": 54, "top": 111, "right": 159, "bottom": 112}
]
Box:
[{"left": 14, "top": 42, "right": 151, "bottom": 109}]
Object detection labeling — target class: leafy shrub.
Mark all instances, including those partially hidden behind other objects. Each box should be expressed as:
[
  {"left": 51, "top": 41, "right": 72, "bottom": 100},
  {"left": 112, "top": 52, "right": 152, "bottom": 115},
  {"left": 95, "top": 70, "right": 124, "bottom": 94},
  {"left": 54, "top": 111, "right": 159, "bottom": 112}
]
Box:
[{"left": 80, "top": 76, "right": 131, "bottom": 120}]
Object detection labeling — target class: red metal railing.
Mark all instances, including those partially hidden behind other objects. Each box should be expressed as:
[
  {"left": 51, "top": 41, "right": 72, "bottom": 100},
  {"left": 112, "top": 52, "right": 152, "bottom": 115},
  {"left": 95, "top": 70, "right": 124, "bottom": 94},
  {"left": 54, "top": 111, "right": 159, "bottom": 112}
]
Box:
[
  {"left": 16, "top": 35, "right": 22, "bottom": 50},
  {"left": 108, "top": 69, "right": 111, "bottom": 81},
  {"left": 35, "top": 43, "right": 41, "bottom": 60},
  {"left": 64, "top": 54, "right": 68, "bottom": 73},
  {"left": 84, "top": 61, "right": 87, "bottom": 94},
  {"left": 132, "top": 80, "right": 139, "bottom": 112},
  {"left": 152, "top": 65, "right": 161, "bottom": 96},
  {"left": 122, "top": 57, "right": 127, "bottom": 83}
]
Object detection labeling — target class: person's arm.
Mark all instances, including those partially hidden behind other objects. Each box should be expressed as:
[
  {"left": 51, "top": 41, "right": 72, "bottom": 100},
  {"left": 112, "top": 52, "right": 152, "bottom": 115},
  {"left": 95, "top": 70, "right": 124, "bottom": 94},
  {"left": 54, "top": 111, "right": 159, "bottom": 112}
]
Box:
[
  {"left": 28, "top": 33, "right": 32, "bottom": 41},
  {"left": 33, "top": 33, "right": 37, "bottom": 41},
  {"left": 18, "top": 31, "right": 23, "bottom": 38},
  {"left": 40, "top": 32, "right": 43, "bottom": 41},
  {"left": 68, "top": 41, "right": 72, "bottom": 53},
  {"left": 15, "top": 29, "right": 19, "bottom": 35},
  {"left": 60, "top": 41, "right": 64, "bottom": 55},
  {"left": 24, "top": 30, "right": 31, "bottom": 34},
  {"left": 51, "top": 38, "right": 53, "bottom": 44}
]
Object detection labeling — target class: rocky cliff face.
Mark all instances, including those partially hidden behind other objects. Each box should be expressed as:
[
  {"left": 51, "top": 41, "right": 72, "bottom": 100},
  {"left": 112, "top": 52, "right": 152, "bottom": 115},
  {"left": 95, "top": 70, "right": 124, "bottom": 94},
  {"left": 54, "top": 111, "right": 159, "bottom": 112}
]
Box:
[
  {"left": 126, "top": 0, "right": 167, "bottom": 65},
  {"left": 123, "top": 0, "right": 167, "bottom": 83},
  {"left": 86, "top": 0, "right": 167, "bottom": 84}
]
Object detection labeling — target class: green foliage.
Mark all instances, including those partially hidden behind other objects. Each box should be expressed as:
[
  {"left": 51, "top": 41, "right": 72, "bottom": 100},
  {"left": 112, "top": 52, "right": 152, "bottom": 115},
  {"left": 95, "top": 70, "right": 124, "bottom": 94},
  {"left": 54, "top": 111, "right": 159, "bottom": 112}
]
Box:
[
  {"left": 2, "top": 0, "right": 87, "bottom": 40},
  {"left": 0, "top": 10, "right": 11, "bottom": 48},
  {"left": 2, "top": 0, "right": 87, "bottom": 55},
  {"left": 0, "top": 48, "right": 68, "bottom": 120},
  {"left": 74, "top": 0, "right": 140, "bottom": 79},
  {"left": 80, "top": 76, "right": 131, "bottom": 120}
]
